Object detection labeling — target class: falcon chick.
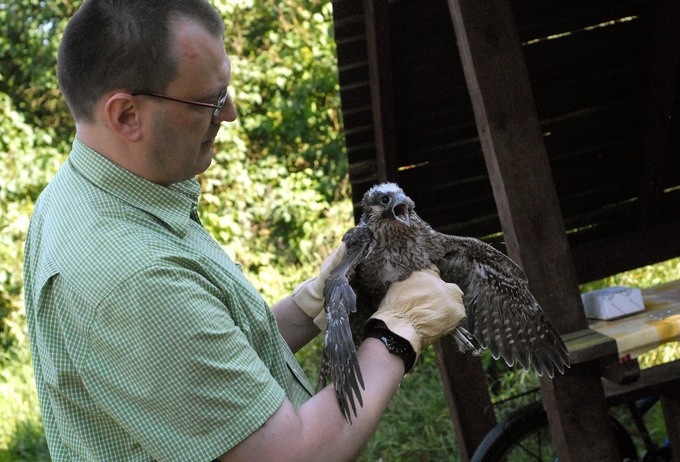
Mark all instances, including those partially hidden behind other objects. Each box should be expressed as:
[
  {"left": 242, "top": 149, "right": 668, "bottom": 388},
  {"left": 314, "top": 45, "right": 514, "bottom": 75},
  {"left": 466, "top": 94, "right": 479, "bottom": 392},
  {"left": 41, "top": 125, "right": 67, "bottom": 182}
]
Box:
[{"left": 321, "top": 183, "right": 570, "bottom": 422}]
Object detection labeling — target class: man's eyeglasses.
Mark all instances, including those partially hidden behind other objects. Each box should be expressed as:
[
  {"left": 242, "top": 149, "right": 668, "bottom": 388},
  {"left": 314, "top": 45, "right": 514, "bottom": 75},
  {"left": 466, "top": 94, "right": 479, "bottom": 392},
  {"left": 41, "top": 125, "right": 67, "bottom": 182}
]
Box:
[{"left": 131, "top": 87, "right": 229, "bottom": 118}]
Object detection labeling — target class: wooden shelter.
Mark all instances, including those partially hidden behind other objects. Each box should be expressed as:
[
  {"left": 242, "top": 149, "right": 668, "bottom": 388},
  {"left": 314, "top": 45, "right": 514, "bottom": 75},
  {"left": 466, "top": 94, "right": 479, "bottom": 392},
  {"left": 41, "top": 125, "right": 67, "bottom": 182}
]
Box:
[{"left": 329, "top": 0, "right": 680, "bottom": 459}]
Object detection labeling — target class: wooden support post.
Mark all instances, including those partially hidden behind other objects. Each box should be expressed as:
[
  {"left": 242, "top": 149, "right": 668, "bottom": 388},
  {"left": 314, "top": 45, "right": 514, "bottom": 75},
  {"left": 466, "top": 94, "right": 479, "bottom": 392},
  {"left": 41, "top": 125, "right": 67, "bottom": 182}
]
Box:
[
  {"left": 434, "top": 338, "right": 495, "bottom": 461},
  {"left": 445, "top": 1, "right": 619, "bottom": 459},
  {"left": 540, "top": 364, "right": 617, "bottom": 461}
]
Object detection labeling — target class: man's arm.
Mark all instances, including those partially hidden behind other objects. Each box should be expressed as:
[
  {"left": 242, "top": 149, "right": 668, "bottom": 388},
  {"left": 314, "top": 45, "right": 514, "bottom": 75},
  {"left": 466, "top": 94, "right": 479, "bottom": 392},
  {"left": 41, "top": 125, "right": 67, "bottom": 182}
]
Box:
[
  {"left": 218, "top": 337, "right": 403, "bottom": 462},
  {"left": 270, "top": 296, "right": 320, "bottom": 352},
  {"left": 270, "top": 244, "right": 346, "bottom": 351},
  {"left": 222, "top": 268, "right": 467, "bottom": 461}
]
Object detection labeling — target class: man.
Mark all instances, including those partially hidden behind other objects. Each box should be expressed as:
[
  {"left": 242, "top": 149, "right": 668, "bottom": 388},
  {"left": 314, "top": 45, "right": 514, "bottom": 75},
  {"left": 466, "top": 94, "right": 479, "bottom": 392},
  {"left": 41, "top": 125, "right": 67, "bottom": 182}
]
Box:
[{"left": 23, "top": 1, "right": 466, "bottom": 460}]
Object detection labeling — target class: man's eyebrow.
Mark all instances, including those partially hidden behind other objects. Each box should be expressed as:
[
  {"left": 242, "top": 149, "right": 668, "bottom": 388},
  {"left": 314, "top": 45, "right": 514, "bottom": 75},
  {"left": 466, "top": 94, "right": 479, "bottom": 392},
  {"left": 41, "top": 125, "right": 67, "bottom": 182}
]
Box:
[{"left": 193, "top": 92, "right": 219, "bottom": 102}]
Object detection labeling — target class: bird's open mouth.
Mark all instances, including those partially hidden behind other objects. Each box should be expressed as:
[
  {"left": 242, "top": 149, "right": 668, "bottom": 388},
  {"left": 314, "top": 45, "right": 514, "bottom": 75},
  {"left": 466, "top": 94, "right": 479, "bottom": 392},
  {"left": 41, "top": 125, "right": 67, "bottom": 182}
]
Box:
[{"left": 392, "top": 203, "right": 410, "bottom": 225}]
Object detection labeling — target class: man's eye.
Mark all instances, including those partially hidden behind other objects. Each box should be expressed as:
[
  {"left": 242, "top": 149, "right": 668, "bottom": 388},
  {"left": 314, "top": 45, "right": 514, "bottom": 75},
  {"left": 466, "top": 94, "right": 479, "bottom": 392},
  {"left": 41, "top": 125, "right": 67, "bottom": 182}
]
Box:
[{"left": 215, "top": 89, "right": 229, "bottom": 106}]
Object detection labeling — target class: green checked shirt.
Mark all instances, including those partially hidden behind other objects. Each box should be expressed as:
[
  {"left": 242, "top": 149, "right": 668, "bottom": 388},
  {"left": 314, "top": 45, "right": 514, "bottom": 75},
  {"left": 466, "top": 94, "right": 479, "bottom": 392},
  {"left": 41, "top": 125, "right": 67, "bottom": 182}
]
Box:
[{"left": 23, "top": 139, "right": 314, "bottom": 462}]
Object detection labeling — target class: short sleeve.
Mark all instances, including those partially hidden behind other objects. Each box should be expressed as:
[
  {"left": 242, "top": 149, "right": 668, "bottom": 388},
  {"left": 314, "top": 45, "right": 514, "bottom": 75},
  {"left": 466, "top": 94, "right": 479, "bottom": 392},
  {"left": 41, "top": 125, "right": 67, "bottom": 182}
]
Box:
[{"left": 83, "top": 264, "right": 286, "bottom": 461}]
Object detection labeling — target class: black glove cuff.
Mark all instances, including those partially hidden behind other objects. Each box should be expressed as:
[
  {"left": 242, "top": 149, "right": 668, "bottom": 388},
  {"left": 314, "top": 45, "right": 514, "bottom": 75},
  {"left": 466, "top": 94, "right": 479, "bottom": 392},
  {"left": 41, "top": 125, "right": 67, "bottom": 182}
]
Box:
[{"left": 363, "top": 327, "right": 416, "bottom": 373}]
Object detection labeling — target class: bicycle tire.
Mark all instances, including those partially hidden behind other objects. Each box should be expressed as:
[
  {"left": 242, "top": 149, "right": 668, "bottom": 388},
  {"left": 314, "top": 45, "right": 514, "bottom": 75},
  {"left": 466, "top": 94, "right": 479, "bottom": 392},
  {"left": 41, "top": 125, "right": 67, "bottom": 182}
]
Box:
[{"left": 471, "top": 401, "right": 638, "bottom": 462}]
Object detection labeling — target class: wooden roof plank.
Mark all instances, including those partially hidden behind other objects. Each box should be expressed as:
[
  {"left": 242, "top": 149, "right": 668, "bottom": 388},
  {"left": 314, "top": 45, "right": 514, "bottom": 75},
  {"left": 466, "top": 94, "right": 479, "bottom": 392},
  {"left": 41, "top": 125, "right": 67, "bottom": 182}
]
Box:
[
  {"left": 511, "top": 0, "right": 648, "bottom": 42},
  {"left": 363, "top": 0, "right": 399, "bottom": 183},
  {"left": 638, "top": 0, "right": 680, "bottom": 224}
]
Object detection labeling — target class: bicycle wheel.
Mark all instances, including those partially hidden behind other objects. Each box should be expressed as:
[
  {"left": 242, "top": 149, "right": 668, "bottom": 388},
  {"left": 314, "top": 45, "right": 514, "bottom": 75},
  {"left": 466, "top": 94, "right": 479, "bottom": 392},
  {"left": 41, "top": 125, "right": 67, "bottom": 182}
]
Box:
[{"left": 471, "top": 401, "right": 638, "bottom": 462}]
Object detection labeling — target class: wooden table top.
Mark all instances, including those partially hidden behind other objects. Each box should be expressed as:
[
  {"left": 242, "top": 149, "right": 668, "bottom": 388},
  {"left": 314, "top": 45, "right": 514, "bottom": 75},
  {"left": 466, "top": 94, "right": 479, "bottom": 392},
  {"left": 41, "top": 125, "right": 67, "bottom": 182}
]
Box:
[{"left": 588, "top": 280, "right": 680, "bottom": 360}]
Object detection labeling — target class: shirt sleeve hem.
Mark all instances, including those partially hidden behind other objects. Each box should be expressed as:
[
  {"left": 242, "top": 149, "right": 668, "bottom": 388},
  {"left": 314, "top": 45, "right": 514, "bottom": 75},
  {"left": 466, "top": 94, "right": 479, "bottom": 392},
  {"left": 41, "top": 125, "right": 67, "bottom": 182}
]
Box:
[{"left": 201, "top": 383, "right": 287, "bottom": 462}]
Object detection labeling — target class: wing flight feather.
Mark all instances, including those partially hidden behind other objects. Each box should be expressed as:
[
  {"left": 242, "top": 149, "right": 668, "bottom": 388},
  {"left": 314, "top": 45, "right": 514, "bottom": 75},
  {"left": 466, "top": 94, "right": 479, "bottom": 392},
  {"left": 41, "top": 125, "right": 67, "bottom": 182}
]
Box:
[
  {"left": 321, "top": 225, "right": 372, "bottom": 421},
  {"left": 436, "top": 235, "right": 569, "bottom": 378}
]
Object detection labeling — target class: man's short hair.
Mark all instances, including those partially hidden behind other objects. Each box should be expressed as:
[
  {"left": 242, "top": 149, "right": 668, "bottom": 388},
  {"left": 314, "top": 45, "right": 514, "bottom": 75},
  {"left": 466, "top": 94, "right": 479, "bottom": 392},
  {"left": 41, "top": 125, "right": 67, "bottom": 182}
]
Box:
[{"left": 57, "top": 0, "right": 224, "bottom": 122}]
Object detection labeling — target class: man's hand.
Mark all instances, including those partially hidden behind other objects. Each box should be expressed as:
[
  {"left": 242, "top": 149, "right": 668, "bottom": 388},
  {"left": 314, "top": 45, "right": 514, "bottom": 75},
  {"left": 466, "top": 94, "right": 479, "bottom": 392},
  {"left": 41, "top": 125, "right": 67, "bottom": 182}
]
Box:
[
  {"left": 367, "top": 268, "right": 466, "bottom": 360},
  {"left": 291, "top": 243, "right": 346, "bottom": 330}
]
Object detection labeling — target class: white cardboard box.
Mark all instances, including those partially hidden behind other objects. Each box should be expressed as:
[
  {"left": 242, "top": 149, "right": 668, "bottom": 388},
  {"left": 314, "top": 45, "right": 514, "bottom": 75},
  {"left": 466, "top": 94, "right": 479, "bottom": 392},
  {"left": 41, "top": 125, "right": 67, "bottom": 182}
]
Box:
[{"left": 581, "top": 286, "right": 645, "bottom": 320}]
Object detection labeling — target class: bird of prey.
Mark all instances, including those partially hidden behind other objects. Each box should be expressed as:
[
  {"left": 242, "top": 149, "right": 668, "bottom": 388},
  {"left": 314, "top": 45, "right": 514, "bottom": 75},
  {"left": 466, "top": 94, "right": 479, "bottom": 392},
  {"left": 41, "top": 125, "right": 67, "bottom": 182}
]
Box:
[{"left": 320, "top": 183, "right": 570, "bottom": 422}]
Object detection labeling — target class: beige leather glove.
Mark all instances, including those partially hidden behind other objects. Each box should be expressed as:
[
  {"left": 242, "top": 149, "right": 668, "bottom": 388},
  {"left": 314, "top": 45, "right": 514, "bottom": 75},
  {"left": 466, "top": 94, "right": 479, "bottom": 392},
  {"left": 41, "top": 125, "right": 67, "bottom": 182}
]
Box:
[
  {"left": 368, "top": 268, "right": 466, "bottom": 358},
  {"left": 292, "top": 243, "right": 346, "bottom": 330}
]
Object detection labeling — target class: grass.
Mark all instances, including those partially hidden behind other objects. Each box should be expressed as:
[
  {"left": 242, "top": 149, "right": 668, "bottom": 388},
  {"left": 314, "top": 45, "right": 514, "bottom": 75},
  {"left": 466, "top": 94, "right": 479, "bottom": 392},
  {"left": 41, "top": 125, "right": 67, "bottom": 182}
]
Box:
[
  {"left": 1, "top": 258, "right": 678, "bottom": 461},
  {"left": 360, "top": 350, "right": 461, "bottom": 461}
]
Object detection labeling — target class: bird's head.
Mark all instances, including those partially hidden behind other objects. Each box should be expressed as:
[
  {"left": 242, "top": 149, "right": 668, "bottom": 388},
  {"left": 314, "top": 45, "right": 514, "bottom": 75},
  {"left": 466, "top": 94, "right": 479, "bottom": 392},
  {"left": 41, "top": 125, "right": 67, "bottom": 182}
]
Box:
[{"left": 361, "top": 183, "right": 415, "bottom": 226}]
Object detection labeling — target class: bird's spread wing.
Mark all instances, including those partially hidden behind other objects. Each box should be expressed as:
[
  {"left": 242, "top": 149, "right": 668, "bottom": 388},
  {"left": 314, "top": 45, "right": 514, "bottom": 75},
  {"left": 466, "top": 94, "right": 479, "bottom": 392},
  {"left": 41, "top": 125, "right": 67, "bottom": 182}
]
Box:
[
  {"left": 435, "top": 235, "right": 570, "bottom": 378},
  {"left": 322, "top": 225, "right": 372, "bottom": 422}
]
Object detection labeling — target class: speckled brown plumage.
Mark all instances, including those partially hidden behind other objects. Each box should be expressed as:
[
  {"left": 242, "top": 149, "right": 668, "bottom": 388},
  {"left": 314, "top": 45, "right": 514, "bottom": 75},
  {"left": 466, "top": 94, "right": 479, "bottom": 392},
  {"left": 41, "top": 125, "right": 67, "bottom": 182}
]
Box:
[{"left": 321, "top": 183, "right": 570, "bottom": 422}]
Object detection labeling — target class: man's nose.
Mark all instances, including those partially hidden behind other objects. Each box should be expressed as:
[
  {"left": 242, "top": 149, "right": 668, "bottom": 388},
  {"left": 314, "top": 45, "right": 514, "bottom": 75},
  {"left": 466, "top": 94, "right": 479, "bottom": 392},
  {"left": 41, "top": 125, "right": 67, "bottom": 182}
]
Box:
[{"left": 213, "top": 97, "right": 237, "bottom": 123}]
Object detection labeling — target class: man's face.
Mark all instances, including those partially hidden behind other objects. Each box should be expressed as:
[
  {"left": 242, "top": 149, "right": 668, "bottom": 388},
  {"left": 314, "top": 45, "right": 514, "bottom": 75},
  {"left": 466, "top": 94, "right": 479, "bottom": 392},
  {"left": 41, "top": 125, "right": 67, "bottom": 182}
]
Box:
[{"left": 144, "top": 17, "right": 237, "bottom": 185}]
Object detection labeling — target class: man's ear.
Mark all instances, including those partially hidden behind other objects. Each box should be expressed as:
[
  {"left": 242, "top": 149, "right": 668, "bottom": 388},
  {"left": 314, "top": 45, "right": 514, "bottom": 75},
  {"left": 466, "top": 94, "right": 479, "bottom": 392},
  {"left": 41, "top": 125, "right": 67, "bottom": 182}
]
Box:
[{"left": 104, "top": 93, "right": 143, "bottom": 142}]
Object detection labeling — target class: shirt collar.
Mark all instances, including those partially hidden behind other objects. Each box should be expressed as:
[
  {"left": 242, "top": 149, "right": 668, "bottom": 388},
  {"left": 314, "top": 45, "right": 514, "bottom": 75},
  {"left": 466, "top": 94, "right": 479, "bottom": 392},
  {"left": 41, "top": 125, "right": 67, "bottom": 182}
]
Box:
[{"left": 68, "top": 138, "right": 201, "bottom": 236}]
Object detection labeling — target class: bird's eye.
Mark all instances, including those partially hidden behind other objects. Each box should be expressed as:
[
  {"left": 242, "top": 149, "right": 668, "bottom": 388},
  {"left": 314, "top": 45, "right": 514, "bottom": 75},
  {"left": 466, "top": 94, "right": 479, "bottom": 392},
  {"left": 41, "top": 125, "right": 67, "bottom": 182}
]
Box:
[{"left": 380, "top": 196, "right": 390, "bottom": 205}]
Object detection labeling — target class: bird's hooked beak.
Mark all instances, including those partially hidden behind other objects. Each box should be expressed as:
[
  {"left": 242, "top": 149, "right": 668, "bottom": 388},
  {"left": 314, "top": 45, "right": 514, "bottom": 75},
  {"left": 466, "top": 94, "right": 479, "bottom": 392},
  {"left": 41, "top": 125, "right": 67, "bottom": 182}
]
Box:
[{"left": 391, "top": 195, "right": 410, "bottom": 226}]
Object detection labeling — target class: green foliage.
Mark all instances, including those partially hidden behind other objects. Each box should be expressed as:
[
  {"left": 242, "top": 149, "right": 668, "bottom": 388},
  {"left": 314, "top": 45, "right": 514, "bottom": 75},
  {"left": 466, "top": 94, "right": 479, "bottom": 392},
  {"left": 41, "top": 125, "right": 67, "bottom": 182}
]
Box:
[
  {"left": 0, "top": 0, "right": 79, "bottom": 141},
  {"left": 580, "top": 258, "right": 680, "bottom": 293},
  {"left": 0, "top": 83, "right": 63, "bottom": 462},
  {"left": 0, "top": 92, "right": 66, "bottom": 360},
  {"left": 1, "top": 0, "right": 679, "bottom": 460},
  {"left": 0, "top": 0, "right": 76, "bottom": 357}
]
